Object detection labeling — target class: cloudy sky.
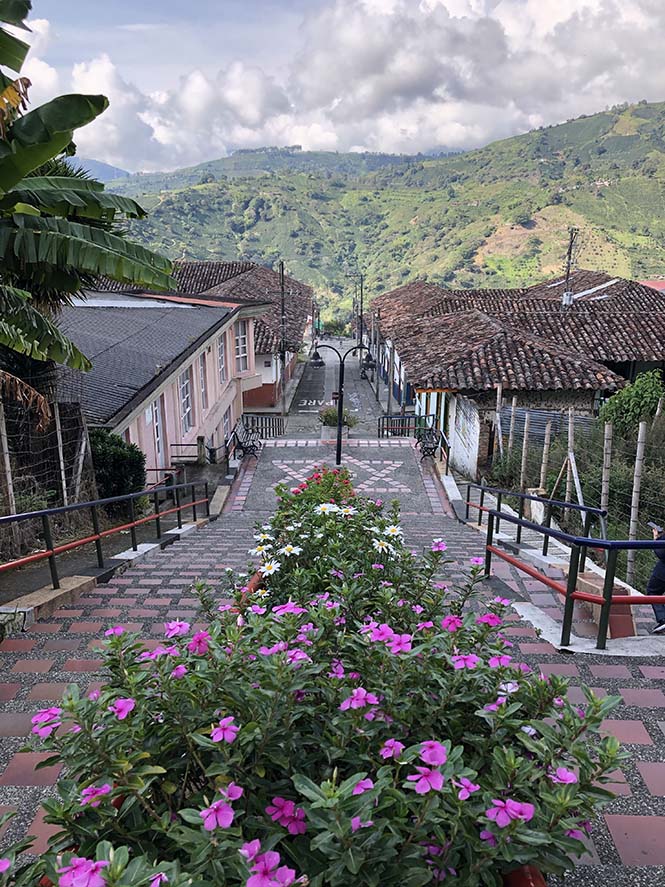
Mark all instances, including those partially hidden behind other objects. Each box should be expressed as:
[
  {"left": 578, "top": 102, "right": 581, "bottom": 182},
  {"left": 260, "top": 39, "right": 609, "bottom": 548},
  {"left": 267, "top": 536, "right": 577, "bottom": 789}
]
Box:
[{"left": 23, "top": 0, "right": 665, "bottom": 171}]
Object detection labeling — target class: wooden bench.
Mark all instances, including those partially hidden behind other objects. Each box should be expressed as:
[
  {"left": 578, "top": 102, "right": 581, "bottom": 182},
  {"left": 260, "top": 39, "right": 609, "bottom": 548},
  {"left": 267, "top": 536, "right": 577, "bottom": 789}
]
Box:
[{"left": 231, "top": 423, "right": 262, "bottom": 460}]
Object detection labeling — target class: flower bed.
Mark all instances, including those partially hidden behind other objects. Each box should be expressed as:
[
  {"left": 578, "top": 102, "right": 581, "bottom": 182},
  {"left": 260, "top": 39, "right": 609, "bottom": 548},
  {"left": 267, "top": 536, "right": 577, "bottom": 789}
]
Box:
[{"left": 1, "top": 467, "right": 622, "bottom": 887}]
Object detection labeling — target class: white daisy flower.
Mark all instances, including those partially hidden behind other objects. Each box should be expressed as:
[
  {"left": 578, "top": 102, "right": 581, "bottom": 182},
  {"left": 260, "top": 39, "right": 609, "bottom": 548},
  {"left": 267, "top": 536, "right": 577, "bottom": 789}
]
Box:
[
  {"left": 340, "top": 505, "right": 357, "bottom": 516},
  {"left": 315, "top": 503, "right": 340, "bottom": 514},
  {"left": 259, "top": 560, "right": 281, "bottom": 576},
  {"left": 249, "top": 544, "right": 272, "bottom": 556},
  {"left": 315, "top": 532, "right": 324, "bottom": 539},
  {"left": 384, "top": 525, "right": 403, "bottom": 538},
  {"left": 372, "top": 538, "right": 392, "bottom": 553},
  {"left": 254, "top": 532, "right": 273, "bottom": 542},
  {"left": 278, "top": 544, "right": 303, "bottom": 557},
  {"left": 254, "top": 587, "right": 271, "bottom": 598}
]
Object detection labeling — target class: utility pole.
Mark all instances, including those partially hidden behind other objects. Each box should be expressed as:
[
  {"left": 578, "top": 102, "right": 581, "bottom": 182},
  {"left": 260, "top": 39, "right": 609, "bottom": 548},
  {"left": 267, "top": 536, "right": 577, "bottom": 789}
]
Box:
[
  {"left": 358, "top": 273, "right": 364, "bottom": 366},
  {"left": 279, "top": 260, "right": 287, "bottom": 418},
  {"left": 562, "top": 227, "right": 579, "bottom": 308}
]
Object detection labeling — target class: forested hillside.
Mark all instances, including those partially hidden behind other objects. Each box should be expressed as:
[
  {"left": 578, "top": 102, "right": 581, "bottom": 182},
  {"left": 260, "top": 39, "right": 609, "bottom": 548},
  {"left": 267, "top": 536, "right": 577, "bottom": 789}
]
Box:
[{"left": 109, "top": 101, "right": 665, "bottom": 319}]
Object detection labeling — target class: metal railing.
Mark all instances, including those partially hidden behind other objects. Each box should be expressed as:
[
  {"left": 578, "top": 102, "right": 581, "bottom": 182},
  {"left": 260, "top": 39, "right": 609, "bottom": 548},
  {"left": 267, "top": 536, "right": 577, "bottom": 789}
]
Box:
[
  {"left": 0, "top": 481, "right": 209, "bottom": 592},
  {"left": 242, "top": 413, "right": 286, "bottom": 438},
  {"left": 377, "top": 414, "right": 435, "bottom": 438},
  {"left": 471, "top": 484, "right": 665, "bottom": 649}
]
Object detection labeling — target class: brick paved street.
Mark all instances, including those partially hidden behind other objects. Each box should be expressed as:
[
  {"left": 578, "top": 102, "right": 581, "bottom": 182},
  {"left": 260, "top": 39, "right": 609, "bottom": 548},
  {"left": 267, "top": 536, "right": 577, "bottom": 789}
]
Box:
[{"left": 2, "top": 362, "right": 665, "bottom": 883}]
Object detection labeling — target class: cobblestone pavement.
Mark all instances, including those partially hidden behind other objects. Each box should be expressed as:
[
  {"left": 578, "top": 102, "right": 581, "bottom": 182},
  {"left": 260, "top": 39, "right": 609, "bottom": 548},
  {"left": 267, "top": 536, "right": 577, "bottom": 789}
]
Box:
[{"left": 2, "top": 367, "right": 665, "bottom": 882}]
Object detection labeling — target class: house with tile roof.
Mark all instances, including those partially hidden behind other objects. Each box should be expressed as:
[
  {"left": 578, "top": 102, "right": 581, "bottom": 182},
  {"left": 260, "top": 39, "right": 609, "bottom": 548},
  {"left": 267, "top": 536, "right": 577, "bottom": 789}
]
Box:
[
  {"left": 370, "top": 270, "right": 664, "bottom": 477},
  {"left": 60, "top": 292, "right": 269, "bottom": 472},
  {"left": 94, "top": 260, "right": 315, "bottom": 410}
]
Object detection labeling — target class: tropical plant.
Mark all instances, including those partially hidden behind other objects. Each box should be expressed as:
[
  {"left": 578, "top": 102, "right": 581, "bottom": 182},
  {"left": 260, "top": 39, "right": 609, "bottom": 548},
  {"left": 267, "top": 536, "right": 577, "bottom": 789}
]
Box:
[
  {"left": 2, "top": 467, "right": 623, "bottom": 887},
  {"left": 599, "top": 370, "right": 664, "bottom": 436},
  {"left": 319, "top": 405, "right": 357, "bottom": 427},
  {"left": 89, "top": 430, "right": 146, "bottom": 502},
  {"left": 0, "top": 0, "right": 175, "bottom": 371}
]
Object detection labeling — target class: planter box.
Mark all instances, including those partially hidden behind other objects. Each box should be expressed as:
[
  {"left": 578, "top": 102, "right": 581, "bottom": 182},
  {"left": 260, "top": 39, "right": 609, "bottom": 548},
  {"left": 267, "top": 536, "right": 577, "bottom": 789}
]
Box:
[
  {"left": 503, "top": 866, "right": 546, "bottom": 886},
  {"left": 320, "top": 425, "right": 350, "bottom": 441}
]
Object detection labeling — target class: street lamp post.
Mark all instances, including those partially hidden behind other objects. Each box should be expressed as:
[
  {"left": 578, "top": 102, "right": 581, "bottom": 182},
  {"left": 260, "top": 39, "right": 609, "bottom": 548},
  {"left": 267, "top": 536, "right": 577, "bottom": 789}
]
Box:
[{"left": 310, "top": 343, "right": 376, "bottom": 466}]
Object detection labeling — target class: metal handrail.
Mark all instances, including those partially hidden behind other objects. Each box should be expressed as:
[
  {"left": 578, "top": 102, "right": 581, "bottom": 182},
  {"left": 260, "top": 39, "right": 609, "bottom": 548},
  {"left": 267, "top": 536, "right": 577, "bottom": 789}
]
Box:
[{"left": 465, "top": 481, "right": 606, "bottom": 518}]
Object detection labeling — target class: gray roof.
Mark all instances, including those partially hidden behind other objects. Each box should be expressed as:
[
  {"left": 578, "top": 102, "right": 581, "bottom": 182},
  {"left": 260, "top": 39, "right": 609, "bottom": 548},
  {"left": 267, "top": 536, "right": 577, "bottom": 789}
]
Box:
[{"left": 59, "top": 294, "right": 231, "bottom": 426}]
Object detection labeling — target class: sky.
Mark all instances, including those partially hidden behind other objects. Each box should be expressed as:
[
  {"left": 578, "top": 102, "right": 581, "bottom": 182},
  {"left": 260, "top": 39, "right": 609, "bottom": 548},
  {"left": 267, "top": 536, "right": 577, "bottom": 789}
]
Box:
[{"left": 19, "top": 0, "right": 665, "bottom": 172}]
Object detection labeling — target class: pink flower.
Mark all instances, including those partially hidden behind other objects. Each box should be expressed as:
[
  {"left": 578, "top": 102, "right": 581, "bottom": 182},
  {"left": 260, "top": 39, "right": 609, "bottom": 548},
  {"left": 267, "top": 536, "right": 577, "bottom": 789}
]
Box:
[
  {"left": 493, "top": 597, "right": 511, "bottom": 606},
  {"left": 31, "top": 706, "right": 62, "bottom": 738},
  {"left": 250, "top": 605, "right": 267, "bottom": 614},
  {"left": 164, "top": 620, "right": 190, "bottom": 638},
  {"left": 80, "top": 784, "right": 112, "bottom": 808},
  {"left": 211, "top": 716, "right": 238, "bottom": 743},
  {"left": 187, "top": 631, "right": 211, "bottom": 655},
  {"left": 407, "top": 766, "right": 444, "bottom": 794},
  {"left": 420, "top": 740, "right": 447, "bottom": 766},
  {"left": 0, "top": 860, "right": 10, "bottom": 874},
  {"left": 380, "top": 738, "right": 405, "bottom": 759},
  {"left": 476, "top": 613, "right": 502, "bottom": 628},
  {"left": 220, "top": 782, "right": 244, "bottom": 801},
  {"left": 486, "top": 798, "right": 535, "bottom": 828},
  {"left": 479, "top": 829, "right": 497, "bottom": 847},
  {"left": 108, "top": 698, "right": 135, "bottom": 720},
  {"left": 451, "top": 653, "right": 481, "bottom": 670},
  {"left": 488, "top": 654, "right": 512, "bottom": 668},
  {"left": 218, "top": 604, "right": 233, "bottom": 612},
  {"left": 265, "top": 797, "right": 307, "bottom": 835},
  {"left": 388, "top": 633, "right": 412, "bottom": 654},
  {"left": 57, "top": 857, "right": 109, "bottom": 887},
  {"left": 371, "top": 563, "right": 384, "bottom": 570},
  {"left": 431, "top": 539, "right": 447, "bottom": 552},
  {"left": 170, "top": 664, "right": 187, "bottom": 678},
  {"left": 455, "top": 777, "right": 480, "bottom": 801},
  {"left": 370, "top": 623, "right": 395, "bottom": 642},
  {"left": 149, "top": 875, "right": 169, "bottom": 887},
  {"left": 484, "top": 696, "right": 507, "bottom": 712},
  {"left": 328, "top": 659, "right": 345, "bottom": 678},
  {"left": 259, "top": 641, "right": 288, "bottom": 656},
  {"left": 286, "top": 648, "right": 311, "bottom": 668},
  {"left": 330, "top": 569, "right": 344, "bottom": 578},
  {"left": 104, "top": 626, "right": 124, "bottom": 636},
  {"left": 351, "top": 816, "right": 374, "bottom": 832},
  {"left": 441, "top": 615, "right": 463, "bottom": 632},
  {"left": 247, "top": 852, "right": 283, "bottom": 887},
  {"left": 88, "top": 690, "right": 100, "bottom": 701},
  {"left": 340, "top": 687, "right": 380, "bottom": 711},
  {"left": 470, "top": 557, "right": 484, "bottom": 566},
  {"left": 352, "top": 778, "right": 374, "bottom": 795},
  {"left": 200, "top": 799, "right": 234, "bottom": 830},
  {"left": 139, "top": 645, "right": 179, "bottom": 661},
  {"left": 417, "top": 621, "right": 434, "bottom": 631},
  {"left": 412, "top": 604, "right": 424, "bottom": 614},
  {"left": 32, "top": 706, "right": 62, "bottom": 724},
  {"left": 550, "top": 767, "right": 578, "bottom": 785},
  {"left": 272, "top": 601, "right": 308, "bottom": 617},
  {"left": 240, "top": 839, "right": 262, "bottom": 862}
]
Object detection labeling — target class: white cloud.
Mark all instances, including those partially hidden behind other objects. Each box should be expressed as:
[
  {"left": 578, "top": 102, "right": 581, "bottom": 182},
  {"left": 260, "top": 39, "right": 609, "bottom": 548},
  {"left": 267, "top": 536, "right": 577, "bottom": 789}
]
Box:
[{"left": 20, "top": 1, "right": 665, "bottom": 170}]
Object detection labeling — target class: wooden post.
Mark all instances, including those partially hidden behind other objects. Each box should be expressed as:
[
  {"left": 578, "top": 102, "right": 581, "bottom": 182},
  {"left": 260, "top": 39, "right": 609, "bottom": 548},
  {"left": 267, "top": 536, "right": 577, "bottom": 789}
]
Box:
[
  {"left": 71, "top": 430, "right": 87, "bottom": 503},
  {"left": 600, "top": 422, "right": 613, "bottom": 514},
  {"left": 53, "top": 403, "right": 69, "bottom": 507},
  {"left": 653, "top": 396, "right": 663, "bottom": 428},
  {"left": 495, "top": 384, "right": 504, "bottom": 458},
  {"left": 519, "top": 411, "right": 530, "bottom": 491},
  {"left": 539, "top": 419, "right": 552, "bottom": 490},
  {"left": 507, "top": 395, "right": 517, "bottom": 455},
  {"left": 565, "top": 408, "right": 574, "bottom": 503},
  {"left": 626, "top": 420, "right": 647, "bottom": 586},
  {"left": 387, "top": 342, "right": 394, "bottom": 416},
  {"left": 0, "top": 399, "right": 17, "bottom": 515}
]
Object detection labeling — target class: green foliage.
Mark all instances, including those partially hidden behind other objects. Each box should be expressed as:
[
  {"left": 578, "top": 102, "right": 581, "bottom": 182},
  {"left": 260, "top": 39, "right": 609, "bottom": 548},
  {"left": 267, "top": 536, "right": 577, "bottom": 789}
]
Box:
[
  {"left": 600, "top": 371, "right": 664, "bottom": 436},
  {"left": 89, "top": 430, "right": 146, "bottom": 501},
  {"left": 319, "top": 405, "right": 357, "bottom": 427},
  {"left": 7, "top": 468, "right": 621, "bottom": 886}
]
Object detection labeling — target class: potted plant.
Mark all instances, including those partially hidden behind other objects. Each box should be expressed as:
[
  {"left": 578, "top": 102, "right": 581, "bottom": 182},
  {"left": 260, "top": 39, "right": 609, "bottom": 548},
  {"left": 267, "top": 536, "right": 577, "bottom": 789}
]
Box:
[{"left": 318, "top": 405, "right": 358, "bottom": 439}]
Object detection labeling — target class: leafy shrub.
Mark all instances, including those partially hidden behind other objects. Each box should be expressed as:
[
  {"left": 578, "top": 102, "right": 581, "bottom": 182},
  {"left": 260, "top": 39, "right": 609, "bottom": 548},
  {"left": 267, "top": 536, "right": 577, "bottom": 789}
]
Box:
[
  {"left": 319, "top": 406, "right": 357, "bottom": 428},
  {"left": 600, "top": 370, "right": 664, "bottom": 436},
  {"left": 89, "top": 430, "right": 146, "bottom": 502},
  {"left": 3, "top": 467, "right": 621, "bottom": 887}
]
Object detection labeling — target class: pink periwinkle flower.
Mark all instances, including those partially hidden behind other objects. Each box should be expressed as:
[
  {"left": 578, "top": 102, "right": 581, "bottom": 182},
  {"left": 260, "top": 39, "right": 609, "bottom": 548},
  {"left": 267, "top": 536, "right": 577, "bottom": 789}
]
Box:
[
  {"left": 351, "top": 816, "right": 374, "bottom": 832},
  {"left": 108, "top": 698, "right": 135, "bottom": 720},
  {"left": 0, "top": 860, "right": 10, "bottom": 874},
  {"left": 200, "top": 799, "right": 234, "bottom": 830},
  {"left": 417, "top": 620, "right": 435, "bottom": 631},
  {"left": 211, "top": 716, "right": 239, "bottom": 743},
  {"left": 330, "top": 569, "right": 344, "bottom": 579},
  {"left": 488, "top": 654, "right": 512, "bottom": 668},
  {"left": 170, "top": 664, "right": 187, "bottom": 678},
  {"left": 476, "top": 613, "right": 502, "bottom": 628},
  {"left": 218, "top": 604, "right": 233, "bottom": 613},
  {"left": 486, "top": 798, "right": 535, "bottom": 828},
  {"left": 470, "top": 557, "right": 484, "bottom": 566},
  {"left": 31, "top": 706, "right": 62, "bottom": 738},
  {"left": 220, "top": 782, "right": 244, "bottom": 801},
  {"left": 104, "top": 625, "right": 125, "bottom": 637},
  {"left": 431, "top": 539, "right": 448, "bottom": 552},
  {"left": 407, "top": 766, "right": 444, "bottom": 794},
  {"left": 479, "top": 829, "right": 497, "bottom": 847},
  {"left": 441, "top": 615, "right": 463, "bottom": 632},
  {"left": 484, "top": 696, "right": 507, "bottom": 712},
  {"left": 340, "top": 687, "right": 380, "bottom": 711},
  {"left": 550, "top": 767, "right": 578, "bottom": 785},
  {"left": 149, "top": 875, "right": 169, "bottom": 887},
  {"left": 371, "top": 563, "right": 384, "bottom": 570},
  {"left": 455, "top": 777, "right": 480, "bottom": 800},
  {"left": 412, "top": 604, "right": 424, "bottom": 614},
  {"left": 187, "top": 631, "right": 211, "bottom": 655},
  {"left": 164, "top": 620, "right": 190, "bottom": 638},
  {"left": 259, "top": 641, "right": 289, "bottom": 656},
  {"left": 352, "top": 778, "right": 374, "bottom": 795},
  {"left": 250, "top": 605, "right": 267, "bottom": 615},
  {"left": 420, "top": 740, "right": 447, "bottom": 766},
  {"left": 328, "top": 659, "right": 345, "bottom": 679},
  {"left": 370, "top": 623, "right": 395, "bottom": 642},
  {"left": 265, "top": 797, "right": 307, "bottom": 835},
  {"left": 388, "top": 633, "right": 412, "bottom": 654},
  {"left": 248, "top": 852, "right": 296, "bottom": 887},
  {"left": 272, "top": 601, "right": 308, "bottom": 617},
  {"left": 493, "top": 597, "right": 511, "bottom": 606},
  {"left": 240, "top": 839, "right": 262, "bottom": 862},
  {"left": 380, "top": 738, "right": 405, "bottom": 759},
  {"left": 80, "top": 783, "right": 112, "bottom": 808},
  {"left": 451, "top": 653, "right": 481, "bottom": 670},
  {"left": 57, "top": 857, "right": 109, "bottom": 887},
  {"left": 286, "top": 648, "right": 311, "bottom": 668},
  {"left": 88, "top": 690, "right": 100, "bottom": 701}
]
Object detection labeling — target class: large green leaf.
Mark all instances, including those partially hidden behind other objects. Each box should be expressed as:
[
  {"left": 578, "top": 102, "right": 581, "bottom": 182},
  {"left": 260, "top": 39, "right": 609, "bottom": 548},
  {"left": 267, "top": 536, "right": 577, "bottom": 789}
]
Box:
[
  {"left": 2, "top": 176, "right": 148, "bottom": 219},
  {"left": 0, "top": 215, "right": 176, "bottom": 290},
  {"left": 0, "top": 95, "right": 108, "bottom": 192},
  {"left": 0, "top": 1, "right": 32, "bottom": 28},
  {"left": 0, "top": 283, "right": 91, "bottom": 369},
  {"left": 0, "top": 26, "right": 29, "bottom": 73}
]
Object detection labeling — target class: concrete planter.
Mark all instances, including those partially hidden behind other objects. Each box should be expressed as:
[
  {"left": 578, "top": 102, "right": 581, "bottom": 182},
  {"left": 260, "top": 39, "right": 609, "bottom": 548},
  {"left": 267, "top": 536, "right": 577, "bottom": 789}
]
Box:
[{"left": 319, "top": 424, "right": 350, "bottom": 441}]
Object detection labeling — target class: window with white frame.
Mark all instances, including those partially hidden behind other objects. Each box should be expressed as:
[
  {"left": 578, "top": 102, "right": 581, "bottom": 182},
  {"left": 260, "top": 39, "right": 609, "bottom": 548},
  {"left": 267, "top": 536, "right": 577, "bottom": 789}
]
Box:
[
  {"left": 223, "top": 405, "right": 232, "bottom": 442},
  {"left": 234, "top": 319, "right": 248, "bottom": 372},
  {"left": 199, "top": 353, "right": 208, "bottom": 411},
  {"left": 179, "top": 368, "right": 193, "bottom": 435},
  {"left": 217, "top": 334, "right": 227, "bottom": 384}
]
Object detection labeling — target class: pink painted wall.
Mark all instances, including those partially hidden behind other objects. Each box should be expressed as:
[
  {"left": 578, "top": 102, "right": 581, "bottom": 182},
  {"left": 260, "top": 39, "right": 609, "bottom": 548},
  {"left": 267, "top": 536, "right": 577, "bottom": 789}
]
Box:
[{"left": 116, "top": 317, "right": 261, "bottom": 470}]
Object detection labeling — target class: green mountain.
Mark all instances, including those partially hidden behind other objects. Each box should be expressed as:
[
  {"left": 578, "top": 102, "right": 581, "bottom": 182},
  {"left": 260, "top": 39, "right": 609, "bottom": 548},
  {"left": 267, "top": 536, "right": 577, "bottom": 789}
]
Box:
[
  {"left": 111, "top": 101, "right": 665, "bottom": 319},
  {"left": 77, "top": 158, "right": 130, "bottom": 182}
]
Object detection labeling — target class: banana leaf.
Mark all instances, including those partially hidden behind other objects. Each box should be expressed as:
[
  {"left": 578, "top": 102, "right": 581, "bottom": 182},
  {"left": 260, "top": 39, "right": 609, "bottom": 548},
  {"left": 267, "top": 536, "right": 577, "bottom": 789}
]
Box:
[{"left": 2, "top": 177, "right": 148, "bottom": 219}]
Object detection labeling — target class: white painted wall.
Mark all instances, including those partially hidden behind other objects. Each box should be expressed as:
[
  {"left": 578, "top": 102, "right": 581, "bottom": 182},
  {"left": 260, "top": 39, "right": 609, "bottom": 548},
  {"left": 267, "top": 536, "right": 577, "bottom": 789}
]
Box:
[{"left": 450, "top": 395, "right": 480, "bottom": 477}]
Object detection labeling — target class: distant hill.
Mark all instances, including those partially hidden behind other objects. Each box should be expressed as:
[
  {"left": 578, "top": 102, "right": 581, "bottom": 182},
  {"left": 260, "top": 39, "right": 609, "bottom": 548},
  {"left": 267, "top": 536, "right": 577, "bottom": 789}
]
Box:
[
  {"left": 77, "top": 158, "right": 130, "bottom": 182},
  {"left": 114, "top": 101, "right": 665, "bottom": 319}
]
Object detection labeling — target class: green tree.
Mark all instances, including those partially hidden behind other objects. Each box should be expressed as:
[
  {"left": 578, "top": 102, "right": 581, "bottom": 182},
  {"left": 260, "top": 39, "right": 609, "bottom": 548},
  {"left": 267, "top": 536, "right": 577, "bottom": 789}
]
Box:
[
  {"left": 600, "top": 370, "right": 665, "bottom": 436},
  {"left": 0, "top": 0, "right": 175, "bottom": 371}
]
